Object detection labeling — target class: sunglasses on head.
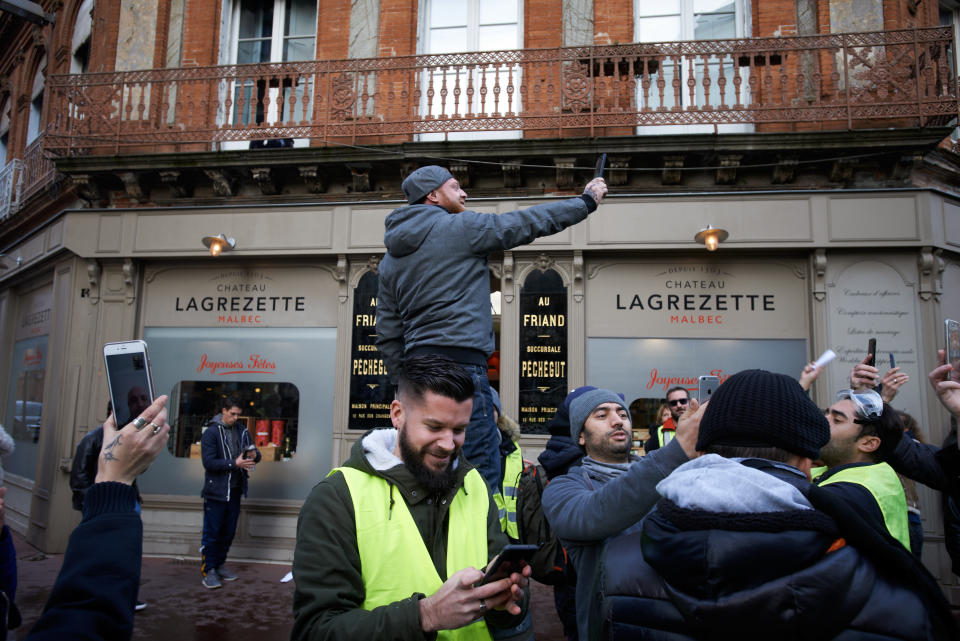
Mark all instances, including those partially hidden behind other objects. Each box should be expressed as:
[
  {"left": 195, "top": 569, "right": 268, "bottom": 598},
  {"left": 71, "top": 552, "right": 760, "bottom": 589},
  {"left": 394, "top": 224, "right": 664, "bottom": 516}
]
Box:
[{"left": 668, "top": 398, "right": 689, "bottom": 406}]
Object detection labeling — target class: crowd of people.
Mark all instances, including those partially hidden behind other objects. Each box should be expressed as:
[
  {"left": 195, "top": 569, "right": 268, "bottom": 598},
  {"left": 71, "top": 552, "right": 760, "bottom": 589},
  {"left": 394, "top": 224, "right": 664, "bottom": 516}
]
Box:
[{"left": 3, "top": 166, "right": 960, "bottom": 641}]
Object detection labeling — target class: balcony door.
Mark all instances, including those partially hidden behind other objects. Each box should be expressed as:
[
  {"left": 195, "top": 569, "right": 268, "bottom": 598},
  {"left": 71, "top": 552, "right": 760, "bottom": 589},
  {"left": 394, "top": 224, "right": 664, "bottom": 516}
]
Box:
[
  {"left": 417, "top": 0, "right": 523, "bottom": 141},
  {"left": 635, "top": 0, "right": 751, "bottom": 134},
  {"left": 221, "top": 0, "right": 317, "bottom": 149}
]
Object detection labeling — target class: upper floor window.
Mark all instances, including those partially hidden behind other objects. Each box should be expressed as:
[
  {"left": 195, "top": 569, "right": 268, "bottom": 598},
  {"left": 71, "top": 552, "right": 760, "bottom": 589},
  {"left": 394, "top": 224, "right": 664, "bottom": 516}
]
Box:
[
  {"left": 419, "top": 0, "right": 522, "bottom": 140},
  {"left": 0, "top": 98, "right": 10, "bottom": 163},
  {"left": 230, "top": 0, "right": 317, "bottom": 64},
  {"left": 26, "top": 58, "right": 45, "bottom": 145},
  {"left": 70, "top": 0, "right": 94, "bottom": 74}
]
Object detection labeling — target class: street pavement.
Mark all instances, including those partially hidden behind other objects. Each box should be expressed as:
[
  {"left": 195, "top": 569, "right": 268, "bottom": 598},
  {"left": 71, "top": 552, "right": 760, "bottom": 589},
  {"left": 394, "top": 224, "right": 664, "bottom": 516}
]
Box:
[{"left": 10, "top": 530, "right": 565, "bottom": 640}]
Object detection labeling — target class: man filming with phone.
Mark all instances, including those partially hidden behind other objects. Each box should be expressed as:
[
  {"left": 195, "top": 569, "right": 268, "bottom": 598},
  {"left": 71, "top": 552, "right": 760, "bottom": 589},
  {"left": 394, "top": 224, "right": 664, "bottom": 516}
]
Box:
[
  {"left": 291, "top": 355, "right": 530, "bottom": 641},
  {"left": 200, "top": 396, "right": 260, "bottom": 589}
]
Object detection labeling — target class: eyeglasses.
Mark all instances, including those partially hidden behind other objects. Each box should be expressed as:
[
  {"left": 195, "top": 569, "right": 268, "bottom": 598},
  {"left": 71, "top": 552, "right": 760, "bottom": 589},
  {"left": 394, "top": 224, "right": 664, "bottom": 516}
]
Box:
[
  {"left": 668, "top": 398, "right": 689, "bottom": 406},
  {"left": 836, "top": 389, "right": 883, "bottom": 420}
]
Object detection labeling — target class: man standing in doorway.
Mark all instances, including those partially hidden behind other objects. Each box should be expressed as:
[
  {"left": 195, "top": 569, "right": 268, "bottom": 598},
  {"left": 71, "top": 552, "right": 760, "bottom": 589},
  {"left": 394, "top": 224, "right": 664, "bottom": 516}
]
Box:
[
  {"left": 645, "top": 386, "right": 689, "bottom": 453},
  {"left": 377, "top": 165, "right": 607, "bottom": 489},
  {"left": 200, "top": 395, "right": 260, "bottom": 589}
]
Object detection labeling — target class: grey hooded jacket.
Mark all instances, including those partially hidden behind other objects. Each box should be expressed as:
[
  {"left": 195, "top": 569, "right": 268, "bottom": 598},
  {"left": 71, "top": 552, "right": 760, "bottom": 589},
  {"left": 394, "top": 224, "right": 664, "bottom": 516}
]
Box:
[{"left": 376, "top": 196, "right": 593, "bottom": 379}]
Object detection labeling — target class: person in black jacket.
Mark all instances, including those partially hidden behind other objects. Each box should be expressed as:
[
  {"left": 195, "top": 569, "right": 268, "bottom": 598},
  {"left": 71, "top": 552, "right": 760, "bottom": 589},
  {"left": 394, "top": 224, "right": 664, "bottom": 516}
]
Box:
[
  {"left": 200, "top": 396, "right": 260, "bottom": 589},
  {"left": 26, "top": 395, "right": 171, "bottom": 641},
  {"left": 597, "top": 369, "right": 956, "bottom": 641},
  {"left": 68, "top": 402, "right": 145, "bottom": 611}
]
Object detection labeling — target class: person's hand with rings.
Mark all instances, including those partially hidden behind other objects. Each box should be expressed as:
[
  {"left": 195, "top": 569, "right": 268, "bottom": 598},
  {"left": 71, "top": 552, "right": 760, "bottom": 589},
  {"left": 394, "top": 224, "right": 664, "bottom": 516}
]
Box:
[
  {"left": 96, "top": 395, "right": 171, "bottom": 485},
  {"left": 418, "top": 563, "right": 531, "bottom": 633},
  {"left": 879, "top": 367, "right": 909, "bottom": 403}
]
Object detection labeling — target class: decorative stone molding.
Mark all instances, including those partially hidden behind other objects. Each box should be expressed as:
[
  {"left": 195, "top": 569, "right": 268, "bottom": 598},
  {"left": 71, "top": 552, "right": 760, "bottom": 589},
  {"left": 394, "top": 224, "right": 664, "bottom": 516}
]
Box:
[
  {"left": 501, "top": 253, "right": 514, "bottom": 304},
  {"left": 449, "top": 162, "right": 470, "bottom": 188},
  {"left": 812, "top": 249, "right": 827, "bottom": 302},
  {"left": 85, "top": 259, "right": 101, "bottom": 305},
  {"left": 118, "top": 171, "right": 148, "bottom": 203},
  {"left": 159, "top": 170, "right": 191, "bottom": 198},
  {"left": 348, "top": 164, "right": 372, "bottom": 192},
  {"left": 830, "top": 158, "right": 857, "bottom": 184},
  {"left": 608, "top": 156, "right": 630, "bottom": 186},
  {"left": 71, "top": 174, "right": 103, "bottom": 207},
  {"left": 298, "top": 165, "right": 327, "bottom": 193},
  {"left": 772, "top": 158, "right": 798, "bottom": 184},
  {"left": 501, "top": 161, "right": 521, "bottom": 188},
  {"left": 715, "top": 155, "right": 741, "bottom": 185},
  {"left": 251, "top": 167, "right": 278, "bottom": 195},
  {"left": 555, "top": 157, "right": 576, "bottom": 189},
  {"left": 534, "top": 253, "right": 555, "bottom": 272},
  {"left": 918, "top": 247, "right": 944, "bottom": 302},
  {"left": 662, "top": 156, "right": 683, "bottom": 185},
  {"left": 334, "top": 254, "right": 348, "bottom": 304},
  {"left": 572, "top": 250, "right": 584, "bottom": 303},
  {"left": 893, "top": 153, "right": 923, "bottom": 181},
  {"left": 366, "top": 254, "right": 381, "bottom": 274},
  {"left": 122, "top": 259, "right": 137, "bottom": 305},
  {"left": 204, "top": 169, "right": 239, "bottom": 197}
]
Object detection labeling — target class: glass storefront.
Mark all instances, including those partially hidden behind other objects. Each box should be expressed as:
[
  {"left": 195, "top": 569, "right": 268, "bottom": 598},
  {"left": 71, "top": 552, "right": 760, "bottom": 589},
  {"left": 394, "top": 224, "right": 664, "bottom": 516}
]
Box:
[{"left": 4, "top": 335, "right": 47, "bottom": 480}]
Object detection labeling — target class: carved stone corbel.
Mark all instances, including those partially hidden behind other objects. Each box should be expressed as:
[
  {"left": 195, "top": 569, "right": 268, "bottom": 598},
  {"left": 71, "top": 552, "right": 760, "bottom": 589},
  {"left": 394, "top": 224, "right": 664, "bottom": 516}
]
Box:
[
  {"left": 573, "top": 250, "right": 584, "bottom": 303},
  {"left": 85, "top": 259, "right": 101, "bottom": 304},
  {"left": 812, "top": 249, "right": 827, "bottom": 302},
  {"left": 502, "top": 253, "right": 514, "bottom": 304},
  {"left": 251, "top": 167, "right": 278, "bottom": 195},
  {"left": 918, "top": 246, "right": 944, "bottom": 302},
  {"left": 334, "top": 254, "right": 348, "bottom": 304},
  {"left": 118, "top": 171, "right": 148, "bottom": 203},
  {"left": 608, "top": 157, "right": 630, "bottom": 186},
  {"left": 159, "top": 170, "right": 191, "bottom": 198},
  {"left": 715, "top": 155, "right": 741, "bottom": 185},
  {"left": 366, "top": 254, "right": 381, "bottom": 274},
  {"left": 662, "top": 156, "right": 683, "bottom": 185},
  {"left": 71, "top": 174, "right": 104, "bottom": 207},
  {"left": 554, "top": 158, "right": 576, "bottom": 190},
  {"left": 348, "top": 164, "right": 372, "bottom": 192},
  {"left": 204, "top": 169, "right": 239, "bottom": 197},
  {"left": 830, "top": 159, "right": 857, "bottom": 184},
  {"left": 298, "top": 165, "right": 327, "bottom": 194},
  {"left": 501, "top": 161, "right": 522, "bottom": 188},
  {"left": 893, "top": 153, "right": 923, "bottom": 182},
  {"left": 534, "top": 253, "right": 555, "bottom": 272},
  {"left": 122, "top": 259, "right": 137, "bottom": 305},
  {"left": 772, "top": 159, "right": 798, "bottom": 184},
  {"left": 449, "top": 162, "right": 470, "bottom": 188}
]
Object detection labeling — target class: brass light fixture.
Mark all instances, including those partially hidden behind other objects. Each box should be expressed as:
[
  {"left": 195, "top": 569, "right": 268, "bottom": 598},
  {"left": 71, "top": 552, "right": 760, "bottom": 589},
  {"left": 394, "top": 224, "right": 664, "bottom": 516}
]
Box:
[
  {"left": 694, "top": 225, "right": 729, "bottom": 252},
  {"left": 202, "top": 234, "right": 236, "bottom": 257}
]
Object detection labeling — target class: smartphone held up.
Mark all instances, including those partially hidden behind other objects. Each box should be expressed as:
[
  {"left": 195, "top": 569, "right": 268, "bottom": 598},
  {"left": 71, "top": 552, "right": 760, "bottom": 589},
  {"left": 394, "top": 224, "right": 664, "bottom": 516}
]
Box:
[{"left": 103, "top": 340, "right": 155, "bottom": 427}]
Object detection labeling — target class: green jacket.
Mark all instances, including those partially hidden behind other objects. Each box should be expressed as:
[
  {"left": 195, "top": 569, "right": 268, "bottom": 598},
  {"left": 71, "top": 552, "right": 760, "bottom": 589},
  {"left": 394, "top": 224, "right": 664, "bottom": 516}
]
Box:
[{"left": 291, "top": 428, "right": 521, "bottom": 641}]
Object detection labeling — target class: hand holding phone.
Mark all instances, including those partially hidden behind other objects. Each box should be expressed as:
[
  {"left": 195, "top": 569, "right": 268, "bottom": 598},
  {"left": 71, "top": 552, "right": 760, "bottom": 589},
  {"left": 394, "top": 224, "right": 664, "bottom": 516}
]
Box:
[
  {"left": 103, "top": 340, "right": 155, "bottom": 428},
  {"left": 866, "top": 338, "right": 877, "bottom": 367},
  {"left": 698, "top": 376, "right": 719, "bottom": 403},
  {"left": 476, "top": 544, "right": 539, "bottom": 586}
]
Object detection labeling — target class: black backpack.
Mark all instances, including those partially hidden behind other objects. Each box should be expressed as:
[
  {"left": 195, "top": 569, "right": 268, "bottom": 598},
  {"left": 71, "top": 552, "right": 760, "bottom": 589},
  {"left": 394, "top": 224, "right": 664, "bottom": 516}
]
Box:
[{"left": 515, "top": 461, "right": 571, "bottom": 585}]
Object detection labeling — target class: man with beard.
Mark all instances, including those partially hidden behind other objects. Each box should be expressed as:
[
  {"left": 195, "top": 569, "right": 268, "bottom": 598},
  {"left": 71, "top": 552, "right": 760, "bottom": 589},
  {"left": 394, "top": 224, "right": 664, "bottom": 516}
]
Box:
[
  {"left": 644, "top": 386, "right": 688, "bottom": 453},
  {"left": 813, "top": 388, "right": 911, "bottom": 550},
  {"left": 291, "top": 355, "right": 529, "bottom": 641},
  {"left": 542, "top": 388, "right": 702, "bottom": 641}
]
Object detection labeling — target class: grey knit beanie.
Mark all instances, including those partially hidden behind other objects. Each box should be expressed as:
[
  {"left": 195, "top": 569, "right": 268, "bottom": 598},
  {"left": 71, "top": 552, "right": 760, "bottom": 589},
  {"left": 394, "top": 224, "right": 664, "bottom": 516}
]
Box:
[
  {"left": 569, "top": 389, "right": 629, "bottom": 440},
  {"left": 402, "top": 166, "right": 453, "bottom": 204},
  {"left": 696, "top": 369, "right": 830, "bottom": 459}
]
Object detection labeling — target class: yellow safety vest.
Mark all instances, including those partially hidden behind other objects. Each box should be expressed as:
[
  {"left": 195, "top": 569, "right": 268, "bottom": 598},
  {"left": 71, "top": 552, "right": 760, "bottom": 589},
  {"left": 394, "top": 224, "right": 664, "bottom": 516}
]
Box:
[
  {"left": 817, "top": 462, "right": 911, "bottom": 550},
  {"left": 493, "top": 444, "right": 523, "bottom": 540},
  {"left": 333, "top": 466, "right": 492, "bottom": 641},
  {"left": 657, "top": 419, "right": 677, "bottom": 448}
]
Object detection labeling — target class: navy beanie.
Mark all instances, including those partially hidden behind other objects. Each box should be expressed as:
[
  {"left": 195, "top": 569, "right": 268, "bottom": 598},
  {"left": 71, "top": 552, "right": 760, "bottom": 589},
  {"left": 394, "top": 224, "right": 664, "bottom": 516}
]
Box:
[
  {"left": 696, "top": 369, "right": 830, "bottom": 459},
  {"left": 402, "top": 166, "right": 454, "bottom": 204},
  {"left": 546, "top": 386, "right": 597, "bottom": 437}
]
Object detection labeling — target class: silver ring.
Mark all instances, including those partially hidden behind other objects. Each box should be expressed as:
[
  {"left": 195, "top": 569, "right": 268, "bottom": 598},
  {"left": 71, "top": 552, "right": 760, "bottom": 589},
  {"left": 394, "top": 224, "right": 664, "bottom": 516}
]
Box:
[
  {"left": 479, "top": 599, "right": 486, "bottom": 614},
  {"left": 132, "top": 417, "right": 148, "bottom": 430},
  {"left": 149, "top": 423, "right": 162, "bottom": 434}
]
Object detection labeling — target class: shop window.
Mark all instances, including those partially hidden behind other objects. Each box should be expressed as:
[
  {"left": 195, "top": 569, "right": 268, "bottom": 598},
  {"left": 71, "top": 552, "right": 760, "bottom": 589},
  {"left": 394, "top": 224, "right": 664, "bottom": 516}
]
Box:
[
  {"left": 4, "top": 336, "right": 47, "bottom": 481},
  {"left": 168, "top": 380, "right": 299, "bottom": 462},
  {"left": 418, "top": 0, "right": 522, "bottom": 140}
]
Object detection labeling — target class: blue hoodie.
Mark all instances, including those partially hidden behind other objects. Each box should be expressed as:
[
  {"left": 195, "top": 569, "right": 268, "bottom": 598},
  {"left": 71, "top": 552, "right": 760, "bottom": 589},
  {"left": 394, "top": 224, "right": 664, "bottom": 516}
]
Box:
[{"left": 376, "top": 196, "right": 593, "bottom": 378}]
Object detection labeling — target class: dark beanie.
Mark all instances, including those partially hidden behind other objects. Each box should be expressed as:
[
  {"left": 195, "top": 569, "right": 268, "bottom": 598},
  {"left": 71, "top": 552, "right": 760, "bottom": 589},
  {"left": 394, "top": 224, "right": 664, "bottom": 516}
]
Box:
[
  {"left": 402, "top": 166, "right": 453, "bottom": 204},
  {"left": 696, "top": 369, "right": 829, "bottom": 459},
  {"left": 546, "top": 385, "right": 597, "bottom": 436}
]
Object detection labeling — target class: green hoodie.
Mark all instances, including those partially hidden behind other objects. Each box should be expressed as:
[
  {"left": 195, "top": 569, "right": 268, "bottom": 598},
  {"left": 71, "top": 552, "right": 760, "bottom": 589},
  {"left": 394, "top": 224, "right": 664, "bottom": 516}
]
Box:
[{"left": 291, "top": 428, "right": 521, "bottom": 641}]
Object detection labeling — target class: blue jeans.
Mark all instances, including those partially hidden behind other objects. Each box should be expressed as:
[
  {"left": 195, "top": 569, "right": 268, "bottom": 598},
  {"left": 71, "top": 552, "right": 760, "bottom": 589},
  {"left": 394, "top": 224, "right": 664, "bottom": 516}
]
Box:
[
  {"left": 459, "top": 364, "right": 501, "bottom": 491},
  {"left": 201, "top": 492, "right": 241, "bottom": 574}
]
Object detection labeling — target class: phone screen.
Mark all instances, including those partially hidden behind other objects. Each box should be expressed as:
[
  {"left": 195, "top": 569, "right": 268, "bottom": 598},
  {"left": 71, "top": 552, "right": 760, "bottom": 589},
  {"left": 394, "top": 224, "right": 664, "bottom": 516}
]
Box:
[
  {"left": 477, "top": 544, "right": 538, "bottom": 586},
  {"left": 947, "top": 320, "right": 960, "bottom": 372},
  {"left": 866, "top": 339, "right": 877, "bottom": 367},
  {"left": 105, "top": 349, "right": 154, "bottom": 427}
]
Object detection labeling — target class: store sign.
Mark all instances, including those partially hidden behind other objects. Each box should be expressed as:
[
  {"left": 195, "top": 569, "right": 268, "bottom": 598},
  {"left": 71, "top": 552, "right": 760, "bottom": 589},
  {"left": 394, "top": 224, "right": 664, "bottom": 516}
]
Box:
[
  {"left": 518, "top": 270, "right": 568, "bottom": 433},
  {"left": 349, "top": 272, "right": 393, "bottom": 430},
  {"left": 588, "top": 261, "right": 806, "bottom": 339},
  {"left": 143, "top": 266, "right": 337, "bottom": 327},
  {"left": 15, "top": 285, "right": 53, "bottom": 341},
  {"left": 195, "top": 353, "right": 277, "bottom": 376}
]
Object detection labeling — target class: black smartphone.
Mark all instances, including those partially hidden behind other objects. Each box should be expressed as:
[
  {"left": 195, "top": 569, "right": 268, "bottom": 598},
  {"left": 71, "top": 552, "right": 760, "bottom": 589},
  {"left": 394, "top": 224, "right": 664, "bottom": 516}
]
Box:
[
  {"left": 594, "top": 153, "right": 607, "bottom": 179},
  {"left": 103, "top": 340, "right": 155, "bottom": 427},
  {"left": 698, "top": 375, "right": 719, "bottom": 403},
  {"left": 476, "top": 544, "right": 539, "bottom": 586},
  {"left": 866, "top": 338, "right": 877, "bottom": 367},
  {"left": 889, "top": 353, "right": 896, "bottom": 369}
]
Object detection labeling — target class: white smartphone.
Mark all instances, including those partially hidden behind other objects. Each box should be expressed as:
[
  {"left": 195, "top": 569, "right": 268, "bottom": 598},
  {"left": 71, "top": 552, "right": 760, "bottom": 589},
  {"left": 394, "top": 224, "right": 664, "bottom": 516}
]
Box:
[
  {"left": 946, "top": 319, "right": 960, "bottom": 372},
  {"left": 103, "top": 340, "right": 155, "bottom": 427},
  {"left": 698, "top": 375, "right": 719, "bottom": 403}
]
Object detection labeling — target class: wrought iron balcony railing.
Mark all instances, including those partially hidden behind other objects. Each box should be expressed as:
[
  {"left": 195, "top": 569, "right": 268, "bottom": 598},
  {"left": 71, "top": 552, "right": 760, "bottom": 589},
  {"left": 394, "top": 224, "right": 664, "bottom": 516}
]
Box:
[
  {"left": 0, "top": 159, "right": 22, "bottom": 220},
  {"left": 43, "top": 26, "right": 958, "bottom": 156}
]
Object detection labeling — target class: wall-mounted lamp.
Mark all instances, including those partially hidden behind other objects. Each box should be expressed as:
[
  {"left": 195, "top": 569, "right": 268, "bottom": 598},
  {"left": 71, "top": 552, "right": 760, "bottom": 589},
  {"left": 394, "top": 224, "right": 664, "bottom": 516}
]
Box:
[
  {"left": 202, "top": 234, "right": 236, "bottom": 257},
  {"left": 694, "top": 225, "right": 729, "bottom": 252}
]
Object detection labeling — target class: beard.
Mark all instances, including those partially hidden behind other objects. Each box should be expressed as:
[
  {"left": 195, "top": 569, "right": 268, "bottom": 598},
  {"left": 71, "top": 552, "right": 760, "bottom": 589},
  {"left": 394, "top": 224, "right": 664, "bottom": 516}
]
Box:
[{"left": 398, "top": 425, "right": 459, "bottom": 497}]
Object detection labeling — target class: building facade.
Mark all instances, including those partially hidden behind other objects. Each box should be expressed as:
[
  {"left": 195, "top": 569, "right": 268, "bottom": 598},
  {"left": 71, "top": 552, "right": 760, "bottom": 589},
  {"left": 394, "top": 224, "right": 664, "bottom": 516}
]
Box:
[{"left": 1, "top": 0, "right": 959, "bottom": 601}]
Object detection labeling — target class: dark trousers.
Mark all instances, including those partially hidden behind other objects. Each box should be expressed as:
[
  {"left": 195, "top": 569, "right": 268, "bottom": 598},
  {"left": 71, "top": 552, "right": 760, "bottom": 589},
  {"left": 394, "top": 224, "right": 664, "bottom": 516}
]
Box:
[
  {"left": 459, "top": 363, "right": 500, "bottom": 490},
  {"left": 201, "top": 492, "right": 241, "bottom": 574}
]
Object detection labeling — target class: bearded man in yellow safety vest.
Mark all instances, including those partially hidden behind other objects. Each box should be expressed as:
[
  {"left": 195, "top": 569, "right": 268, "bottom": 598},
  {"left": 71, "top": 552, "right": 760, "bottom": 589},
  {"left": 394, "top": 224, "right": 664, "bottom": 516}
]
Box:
[{"left": 291, "top": 354, "right": 530, "bottom": 641}]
